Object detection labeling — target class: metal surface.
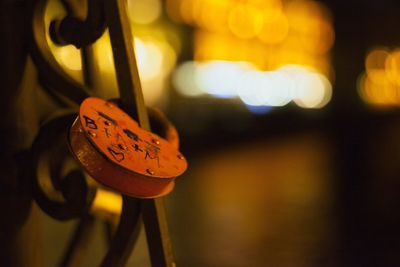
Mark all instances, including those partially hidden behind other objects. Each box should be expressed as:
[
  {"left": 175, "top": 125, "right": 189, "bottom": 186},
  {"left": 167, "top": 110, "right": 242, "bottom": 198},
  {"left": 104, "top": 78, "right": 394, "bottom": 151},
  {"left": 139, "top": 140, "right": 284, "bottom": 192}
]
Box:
[
  {"left": 50, "top": 0, "right": 106, "bottom": 48},
  {"left": 103, "top": 0, "right": 148, "bottom": 126},
  {"left": 30, "top": 0, "right": 90, "bottom": 106},
  {"left": 68, "top": 97, "right": 187, "bottom": 198},
  {"left": 28, "top": 0, "right": 182, "bottom": 265},
  {"left": 103, "top": 0, "right": 177, "bottom": 265}
]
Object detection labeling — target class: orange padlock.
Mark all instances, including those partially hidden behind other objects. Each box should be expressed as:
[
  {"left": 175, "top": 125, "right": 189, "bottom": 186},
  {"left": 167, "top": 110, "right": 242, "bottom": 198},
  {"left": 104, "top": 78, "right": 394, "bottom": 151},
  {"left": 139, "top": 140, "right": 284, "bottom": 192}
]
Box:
[{"left": 68, "top": 97, "right": 187, "bottom": 198}]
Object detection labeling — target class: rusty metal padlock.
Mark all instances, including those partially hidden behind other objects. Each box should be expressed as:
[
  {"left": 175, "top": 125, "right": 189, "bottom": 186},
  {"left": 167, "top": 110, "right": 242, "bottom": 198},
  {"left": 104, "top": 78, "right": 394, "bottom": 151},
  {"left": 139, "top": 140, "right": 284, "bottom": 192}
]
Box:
[{"left": 69, "top": 97, "right": 187, "bottom": 198}]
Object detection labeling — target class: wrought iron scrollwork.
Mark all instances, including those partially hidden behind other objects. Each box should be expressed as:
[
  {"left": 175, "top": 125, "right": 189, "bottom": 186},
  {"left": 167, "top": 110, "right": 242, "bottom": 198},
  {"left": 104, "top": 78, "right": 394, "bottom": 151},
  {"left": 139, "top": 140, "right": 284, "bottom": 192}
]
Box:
[
  {"left": 30, "top": 111, "right": 96, "bottom": 220},
  {"left": 30, "top": 0, "right": 94, "bottom": 106},
  {"left": 29, "top": 0, "right": 143, "bottom": 266},
  {"left": 29, "top": 0, "right": 178, "bottom": 265},
  {"left": 50, "top": 0, "right": 106, "bottom": 48}
]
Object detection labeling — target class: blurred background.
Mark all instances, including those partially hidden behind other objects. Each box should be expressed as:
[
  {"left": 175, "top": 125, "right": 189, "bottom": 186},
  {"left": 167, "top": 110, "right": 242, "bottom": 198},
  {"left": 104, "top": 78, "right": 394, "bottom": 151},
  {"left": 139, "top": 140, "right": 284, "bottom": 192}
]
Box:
[{"left": 2, "top": 0, "right": 400, "bottom": 266}]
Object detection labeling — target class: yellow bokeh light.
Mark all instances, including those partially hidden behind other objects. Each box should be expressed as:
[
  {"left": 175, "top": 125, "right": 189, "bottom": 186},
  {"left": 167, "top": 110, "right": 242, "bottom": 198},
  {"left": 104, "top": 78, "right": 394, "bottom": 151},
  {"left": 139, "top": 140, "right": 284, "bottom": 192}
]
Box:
[
  {"left": 294, "top": 72, "right": 332, "bottom": 108},
  {"left": 366, "top": 48, "right": 389, "bottom": 70},
  {"left": 90, "top": 188, "right": 122, "bottom": 218},
  {"left": 261, "top": 0, "right": 283, "bottom": 22},
  {"left": 138, "top": 37, "right": 178, "bottom": 106},
  {"left": 134, "top": 37, "right": 163, "bottom": 81},
  {"left": 228, "top": 3, "right": 264, "bottom": 39},
  {"left": 127, "top": 0, "right": 161, "bottom": 24},
  {"left": 360, "top": 48, "right": 400, "bottom": 106},
  {"left": 286, "top": 0, "right": 334, "bottom": 54},
  {"left": 94, "top": 31, "right": 115, "bottom": 73},
  {"left": 385, "top": 49, "right": 400, "bottom": 86},
  {"left": 93, "top": 31, "right": 177, "bottom": 106},
  {"left": 179, "top": 0, "right": 196, "bottom": 24},
  {"left": 58, "top": 45, "right": 82, "bottom": 71},
  {"left": 95, "top": 34, "right": 172, "bottom": 81},
  {"left": 194, "top": 31, "right": 247, "bottom": 62},
  {"left": 299, "top": 20, "right": 335, "bottom": 54},
  {"left": 197, "top": 0, "right": 231, "bottom": 33},
  {"left": 170, "top": 0, "right": 333, "bottom": 83},
  {"left": 286, "top": 0, "right": 332, "bottom": 30},
  {"left": 365, "top": 48, "right": 389, "bottom": 83},
  {"left": 257, "top": 12, "right": 289, "bottom": 44},
  {"left": 359, "top": 66, "right": 400, "bottom": 106},
  {"left": 364, "top": 75, "right": 397, "bottom": 105}
]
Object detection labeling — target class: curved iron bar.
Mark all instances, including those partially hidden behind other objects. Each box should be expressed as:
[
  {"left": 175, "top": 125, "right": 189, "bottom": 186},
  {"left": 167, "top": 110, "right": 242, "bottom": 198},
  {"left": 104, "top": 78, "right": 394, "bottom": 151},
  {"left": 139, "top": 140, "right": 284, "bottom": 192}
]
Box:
[
  {"left": 30, "top": 107, "right": 175, "bottom": 265},
  {"left": 30, "top": 0, "right": 177, "bottom": 265},
  {"left": 59, "top": 215, "right": 95, "bottom": 267},
  {"left": 30, "top": 2, "right": 140, "bottom": 254},
  {"left": 101, "top": 196, "right": 142, "bottom": 267},
  {"left": 30, "top": 0, "right": 91, "bottom": 106},
  {"left": 104, "top": 0, "right": 175, "bottom": 265},
  {"left": 29, "top": 0, "right": 142, "bottom": 265},
  {"left": 31, "top": 112, "right": 96, "bottom": 220},
  {"left": 50, "top": 0, "right": 107, "bottom": 48}
]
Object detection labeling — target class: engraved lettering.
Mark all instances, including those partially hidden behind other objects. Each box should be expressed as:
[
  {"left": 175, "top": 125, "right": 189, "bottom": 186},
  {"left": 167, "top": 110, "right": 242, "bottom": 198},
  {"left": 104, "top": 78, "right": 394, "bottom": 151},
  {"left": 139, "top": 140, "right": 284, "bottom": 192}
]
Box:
[
  {"left": 144, "top": 140, "right": 160, "bottom": 151},
  {"left": 145, "top": 149, "right": 160, "bottom": 167},
  {"left": 83, "top": 115, "right": 98, "bottom": 129},
  {"left": 107, "top": 147, "right": 125, "bottom": 162},
  {"left": 133, "top": 144, "right": 143, "bottom": 152},
  {"left": 123, "top": 128, "right": 140, "bottom": 141},
  {"left": 97, "top": 111, "right": 117, "bottom": 125}
]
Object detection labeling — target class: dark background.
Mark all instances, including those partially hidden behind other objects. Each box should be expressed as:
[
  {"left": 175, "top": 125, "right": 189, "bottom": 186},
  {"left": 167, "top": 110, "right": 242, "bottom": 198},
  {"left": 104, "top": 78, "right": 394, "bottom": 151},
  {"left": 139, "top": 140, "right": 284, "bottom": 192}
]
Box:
[{"left": 1, "top": 0, "right": 400, "bottom": 266}]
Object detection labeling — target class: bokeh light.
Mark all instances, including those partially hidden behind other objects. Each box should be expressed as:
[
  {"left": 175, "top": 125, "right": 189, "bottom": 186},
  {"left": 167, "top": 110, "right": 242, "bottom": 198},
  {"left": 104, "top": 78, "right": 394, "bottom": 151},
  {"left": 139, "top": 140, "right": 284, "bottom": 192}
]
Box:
[
  {"left": 257, "top": 12, "right": 289, "bottom": 44},
  {"left": 134, "top": 37, "right": 163, "bottom": 81},
  {"left": 55, "top": 30, "right": 178, "bottom": 106},
  {"left": 228, "top": 3, "right": 264, "bottom": 39},
  {"left": 172, "top": 61, "right": 205, "bottom": 97},
  {"left": 196, "top": 61, "right": 253, "bottom": 99},
  {"left": 292, "top": 71, "right": 332, "bottom": 108},
  {"left": 127, "top": 0, "right": 162, "bottom": 25},
  {"left": 58, "top": 45, "right": 82, "bottom": 71},
  {"left": 173, "top": 61, "right": 332, "bottom": 109},
  {"left": 385, "top": 49, "right": 400, "bottom": 86},
  {"left": 167, "top": 0, "right": 335, "bottom": 110},
  {"left": 46, "top": 0, "right": 179, "bottom": 108},
  {"left": 359, "top": 47, "right": 400, "bottom": 106},
  {"left": 48, "top": 0, "right": 334, "bottom": 111}
]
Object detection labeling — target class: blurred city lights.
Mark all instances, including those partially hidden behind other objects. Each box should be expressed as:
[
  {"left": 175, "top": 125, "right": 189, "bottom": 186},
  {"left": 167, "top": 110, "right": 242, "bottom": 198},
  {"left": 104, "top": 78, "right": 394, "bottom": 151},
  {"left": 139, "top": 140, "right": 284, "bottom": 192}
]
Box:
[
  {"left": 196, "top": 61, "right": 254, "bottom": 99},
  {"left": 172, "top": 61, "right": 205, "bottom": 97},
  {"left": 55, "top": 29, "right": 177, "bottom": 106},
  {"left": 134, "top": 38, "right": 163, "bottom": 81},
  {"left": 173, "top": 61, "right": 332, "bottom": 109},
  {"left": 167, "top": 0, "right": 334, "bottom": 111},
  {"left": 127, "top": 0, "right": 162, "bottom": 25},
  {"left": 59, "top": 35, "right": 167, "bottom": 82},
  {"left": 91, "top": 188, "right": 122, "bottom": 218},
  {"left": 359, "top": 48, "right": 400, "bottom": 106},
  {"left": 58, "top": 45, "right": 82, "bottom": 71},
  {"left": 45, "top": 0, "right": 179, "bottom": 107},
  {"left": 228, "top": 3, "right": 264, "bottom": 39},
  {"left": 49, "top": 0, "right": 335, "bottom": 111},
  {"left": 257, "top": 12, "right": 289, "bottom": 44},
  {"left": 385, "top": 49, "right": 400, "bottom": 86},
  {"left": 292, "top": 71, "right": 332, "bottom": 108}
]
